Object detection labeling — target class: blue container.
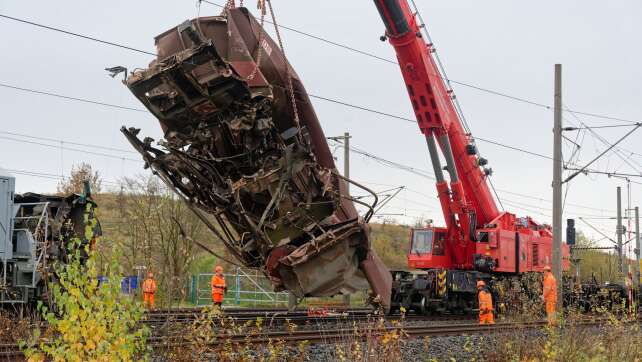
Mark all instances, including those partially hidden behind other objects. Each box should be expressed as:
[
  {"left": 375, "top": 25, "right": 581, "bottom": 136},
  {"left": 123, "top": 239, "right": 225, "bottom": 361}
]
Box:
[
  {"left": 121, "top": 277, "right": 130, "bottom": 293},
  {"left": 129, "top": 275, "right": 139, "bottom": 290}
]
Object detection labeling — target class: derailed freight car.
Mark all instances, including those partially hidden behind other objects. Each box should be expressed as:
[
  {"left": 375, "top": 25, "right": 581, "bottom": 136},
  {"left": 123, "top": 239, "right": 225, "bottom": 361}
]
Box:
[
  {"left": 121, "top": 7, "right": 392, "bottom": 308},
  {"left": 0, "top": 170, "right": 101, "bottom": 305}
]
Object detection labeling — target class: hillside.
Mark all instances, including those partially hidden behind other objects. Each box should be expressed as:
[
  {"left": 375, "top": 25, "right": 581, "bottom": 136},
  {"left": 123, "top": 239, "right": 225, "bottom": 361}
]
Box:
[
  {"left": 369, "top": 223, "right": 411, "bottom": 269},
  {"left": 95, "top": 192, "right": 412, "bottom": 271},
  {"left": 93, "top": 189, "right": 628, "bottom": 289}
]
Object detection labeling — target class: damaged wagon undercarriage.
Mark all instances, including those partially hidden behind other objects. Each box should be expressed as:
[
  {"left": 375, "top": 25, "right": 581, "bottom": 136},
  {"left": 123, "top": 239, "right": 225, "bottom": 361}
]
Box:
[{"left": 121, "top": 7, "right": 391, "bottom": 307}]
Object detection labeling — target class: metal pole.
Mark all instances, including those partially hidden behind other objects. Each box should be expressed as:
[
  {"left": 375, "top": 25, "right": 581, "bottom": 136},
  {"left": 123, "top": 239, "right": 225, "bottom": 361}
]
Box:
[
  {"left": 344, "top": 132, "right": 350, "bottom": 192},
  {"left": 235, "top": 267, "right": 240, "bottom": 305},
  {"left": 342, "top": 132, "right": 353, "bottom": 306},
  {"left": 617, "top": 186, "right": 624, "bottom": 276},
  {"left": 634, "top": 206, "right": 640, "bottom": 290},
  {"left": 552, "top": 64, "right": 563, "bottom": 309}
]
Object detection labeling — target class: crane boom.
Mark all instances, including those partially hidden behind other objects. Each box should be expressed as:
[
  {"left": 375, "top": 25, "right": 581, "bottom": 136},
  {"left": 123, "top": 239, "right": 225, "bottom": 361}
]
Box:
[{"left": 373, "top": 0, "right": 499, "bottom": 232}]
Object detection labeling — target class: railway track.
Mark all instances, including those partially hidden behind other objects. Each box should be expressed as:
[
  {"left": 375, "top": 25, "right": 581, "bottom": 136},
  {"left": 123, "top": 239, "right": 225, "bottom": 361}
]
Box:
[
  {"left": 0, "top": 318, "right": 615, "bottom": 359},
  {"left": 152, "top": 317, "right": 605, "bottom": 347},
  {"left": 142, "top": 307, "right": 475, "bottom": 327}
]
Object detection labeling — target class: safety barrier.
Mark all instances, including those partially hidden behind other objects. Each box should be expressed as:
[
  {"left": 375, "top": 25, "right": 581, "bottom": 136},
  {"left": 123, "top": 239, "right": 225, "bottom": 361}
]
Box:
[{"left": 190, "top": 268, "right": 290, "bottom": 307}]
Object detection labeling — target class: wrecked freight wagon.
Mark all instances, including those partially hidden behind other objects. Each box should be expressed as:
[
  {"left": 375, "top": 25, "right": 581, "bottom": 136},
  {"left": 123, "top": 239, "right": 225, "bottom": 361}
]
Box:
[{"left": 121, "top": 7, "right": 391, "bottom": 308}]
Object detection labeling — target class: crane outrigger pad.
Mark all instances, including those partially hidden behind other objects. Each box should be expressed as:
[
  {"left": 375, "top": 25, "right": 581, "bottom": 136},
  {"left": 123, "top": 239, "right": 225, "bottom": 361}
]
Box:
[{"left": 121, "top": 7, "right": 391, "bottom": 308}]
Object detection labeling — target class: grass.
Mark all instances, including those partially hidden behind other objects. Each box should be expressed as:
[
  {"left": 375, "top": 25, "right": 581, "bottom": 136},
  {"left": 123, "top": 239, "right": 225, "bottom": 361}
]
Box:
[{"left": 486, "top": 309, "right": 642, "bottom": 362}]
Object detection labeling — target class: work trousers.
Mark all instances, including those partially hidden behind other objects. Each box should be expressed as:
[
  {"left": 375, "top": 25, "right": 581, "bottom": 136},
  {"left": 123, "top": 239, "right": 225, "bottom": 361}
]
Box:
[
  {"left": 143, "top": 292, "right": 155, "bottom": 309},
  {"left": 479, "top": 312, "right": 495, "bottom": 325},
  {"left": 546, "top": 300, "right": 556, "bottom": 325}
]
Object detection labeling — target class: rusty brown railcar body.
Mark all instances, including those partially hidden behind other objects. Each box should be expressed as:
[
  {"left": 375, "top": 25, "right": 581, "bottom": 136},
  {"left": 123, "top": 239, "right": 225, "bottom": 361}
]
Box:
[{"left": 121, "top": 8, "right": 391, "bottom": 308}]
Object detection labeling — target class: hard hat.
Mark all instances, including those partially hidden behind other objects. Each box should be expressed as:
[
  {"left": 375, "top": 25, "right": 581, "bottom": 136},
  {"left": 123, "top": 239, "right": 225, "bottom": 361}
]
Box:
[
  {"left": 543, "top": 265, "right": 551, "bottom": 272},
  {"left": 215, "top": 265, "right": 223, "bottom": 273},
  {"left": 476, "top": 280, "right": 485, "bottom": 288}
]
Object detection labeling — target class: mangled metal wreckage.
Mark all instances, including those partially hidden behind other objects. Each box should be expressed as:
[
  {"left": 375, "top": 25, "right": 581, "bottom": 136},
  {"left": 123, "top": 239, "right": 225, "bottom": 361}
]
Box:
[{"left": 121, "top": 7, "right": 392, "bottom": 308}]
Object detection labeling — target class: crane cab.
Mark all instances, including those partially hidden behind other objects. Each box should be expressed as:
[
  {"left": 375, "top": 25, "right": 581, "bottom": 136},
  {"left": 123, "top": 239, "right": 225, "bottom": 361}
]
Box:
[{"left": 407, "top": 227, "right": 452, "bottom": 269}]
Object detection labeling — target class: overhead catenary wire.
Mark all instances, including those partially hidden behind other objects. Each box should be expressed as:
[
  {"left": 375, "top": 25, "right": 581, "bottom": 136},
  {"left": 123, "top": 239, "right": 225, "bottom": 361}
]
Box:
[
  {"left": 563, "top": 123, "right": 642, "bottom": 183},
  {"left": 565, "top": 123, "right": 641, "bottom": 131},
  {"left": 0, "top": 79, "right": 580, "bottom": 168},
  {"left": 0, "top": 135, "right": 140, "bottom": 162},
  {"left": 1, "top": 12, "right": 637, "bottom": 168},
  {"left": 4, "top": 78, "right": 635, "bottom": 208},
  {"left": 9, "top": 77, "right": 630, "bottom": 182},
  {"left": 0, "top": 14, "right": 156, "bottom": 56},
  {"left": 1, "top": 11, "right": 639, "bottom": 126},
  {"left": 6, "top": 122, "right": 618, "bottom": 214},
  {"left": 327, "top": 139, "right": 618, "bottom": 215},
  {"left": 473, "top": 136, "right": 552, "bottom": 160},
  {"left": 6, "top": 168, "right": 123, "bottom": 187},
  {"left": 0, "top": 131, "right": 137, "bottom": 154},
  {"left": 202, "top": 1, "right": 640, "bottom": 126},
  {"left": 0, "top": 83, "right": 148, "bottom": 113},
  {"left": 1, "top": 5, "right": 636, "bottom": 229},
  {"left": 565, "top": 104, "right": 642, "bottom": 169},
  {"left": 5, "top": 79, "right": 635, "bottom": 180}
]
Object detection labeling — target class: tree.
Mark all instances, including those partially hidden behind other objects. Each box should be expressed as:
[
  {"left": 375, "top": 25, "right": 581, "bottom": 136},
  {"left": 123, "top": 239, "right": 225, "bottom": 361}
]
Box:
[
  {"left": 571, "top": 230, "right": 621, "bottom": 282},
  {"left": 57, "top": 163, "right": 102, "bottom": 195},
  {"left": 115, "top": 175, "right": 209, "bottom": 307}
]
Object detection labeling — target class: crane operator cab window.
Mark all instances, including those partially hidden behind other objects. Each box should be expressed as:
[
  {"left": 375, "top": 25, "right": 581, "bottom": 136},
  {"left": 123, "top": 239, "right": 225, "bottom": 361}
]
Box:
[
  {"left": 411, "top": 229, "right": 446, "bottom": 256},
  {"left": 411, "top": 229, "right": 433, "bottom": 255}
]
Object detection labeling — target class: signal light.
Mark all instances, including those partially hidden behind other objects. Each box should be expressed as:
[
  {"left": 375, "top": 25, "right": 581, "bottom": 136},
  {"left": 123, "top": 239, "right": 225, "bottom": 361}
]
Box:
[{"left": 566, "top": 219, "right": 576, "bottom": 245}]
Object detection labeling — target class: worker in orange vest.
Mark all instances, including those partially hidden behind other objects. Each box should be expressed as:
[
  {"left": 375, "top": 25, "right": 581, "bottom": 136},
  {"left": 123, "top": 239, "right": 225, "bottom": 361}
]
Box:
[
  {"left": 543, "top": 265, "right": 557, "bottom": 325},
  {"left": 211, "top": 265, "right": 227, "bottom": 307},
  {"left": 477, "top": 280, "right": 494, "bottom": 325},
  {"left": 142, "top": 271, "right": 158, "bottom": 309}
]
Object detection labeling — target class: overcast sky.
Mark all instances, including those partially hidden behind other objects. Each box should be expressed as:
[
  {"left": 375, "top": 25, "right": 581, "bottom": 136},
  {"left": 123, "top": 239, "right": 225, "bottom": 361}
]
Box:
[{"left": 1, "top": 0, "right": 640, "bottom": 256}]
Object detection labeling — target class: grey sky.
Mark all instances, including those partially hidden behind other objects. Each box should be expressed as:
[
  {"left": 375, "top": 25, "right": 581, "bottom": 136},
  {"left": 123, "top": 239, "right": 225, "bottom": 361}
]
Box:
[{"left": 1, "top": 1, "right": 640, "bottom": 254}]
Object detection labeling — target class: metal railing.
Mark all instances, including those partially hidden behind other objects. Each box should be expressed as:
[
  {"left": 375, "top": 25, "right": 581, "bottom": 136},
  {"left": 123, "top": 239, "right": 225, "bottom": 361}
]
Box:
[{"left": 190, "top": 267, "right": 290, "bottom": 306}]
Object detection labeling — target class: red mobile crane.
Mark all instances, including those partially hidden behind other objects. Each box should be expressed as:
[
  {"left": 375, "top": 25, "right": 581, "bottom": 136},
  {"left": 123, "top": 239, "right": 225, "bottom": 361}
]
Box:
[{"left": 373, "top": 0, "right": 569, "bottom": 313}]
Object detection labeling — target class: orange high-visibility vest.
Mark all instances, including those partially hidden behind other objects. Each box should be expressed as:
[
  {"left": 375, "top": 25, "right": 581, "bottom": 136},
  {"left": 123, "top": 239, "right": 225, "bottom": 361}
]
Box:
[
  {"left": 142, "top": 278, "right": 157, "bottom": 294},
  {"left": 478, "top": 289, "right": 493, "bottom": 314},
  {"left": 543, "top": 273, "right": 557, "bottom": 303},
  {"left": 211, "top": 275, "right": 226, "bottom": 297}
]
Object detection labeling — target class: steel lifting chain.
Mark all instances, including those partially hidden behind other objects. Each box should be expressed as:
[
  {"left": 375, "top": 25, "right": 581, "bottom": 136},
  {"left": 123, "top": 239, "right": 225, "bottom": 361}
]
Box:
[
  {"left": 265, "top": 0, "right": 301, "bottom": 130},
  {"left": 242, "top": 0, "right": 267, "bottom": 82},
  {"left": 220, "top": 0, "right": 236, "bottom": 15}
]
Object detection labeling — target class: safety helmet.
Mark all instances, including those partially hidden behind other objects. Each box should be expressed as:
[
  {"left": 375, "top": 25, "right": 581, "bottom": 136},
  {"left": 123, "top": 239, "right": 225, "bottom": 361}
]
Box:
[
  {"left": 215, "top": 265, "right": 223, "bottom": 273},
  {"left": 543, "top": 265, "right": 551, "bottom": 272},
  {"left": 476, "top": 280, "right": 485, "bottom": 288}
]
